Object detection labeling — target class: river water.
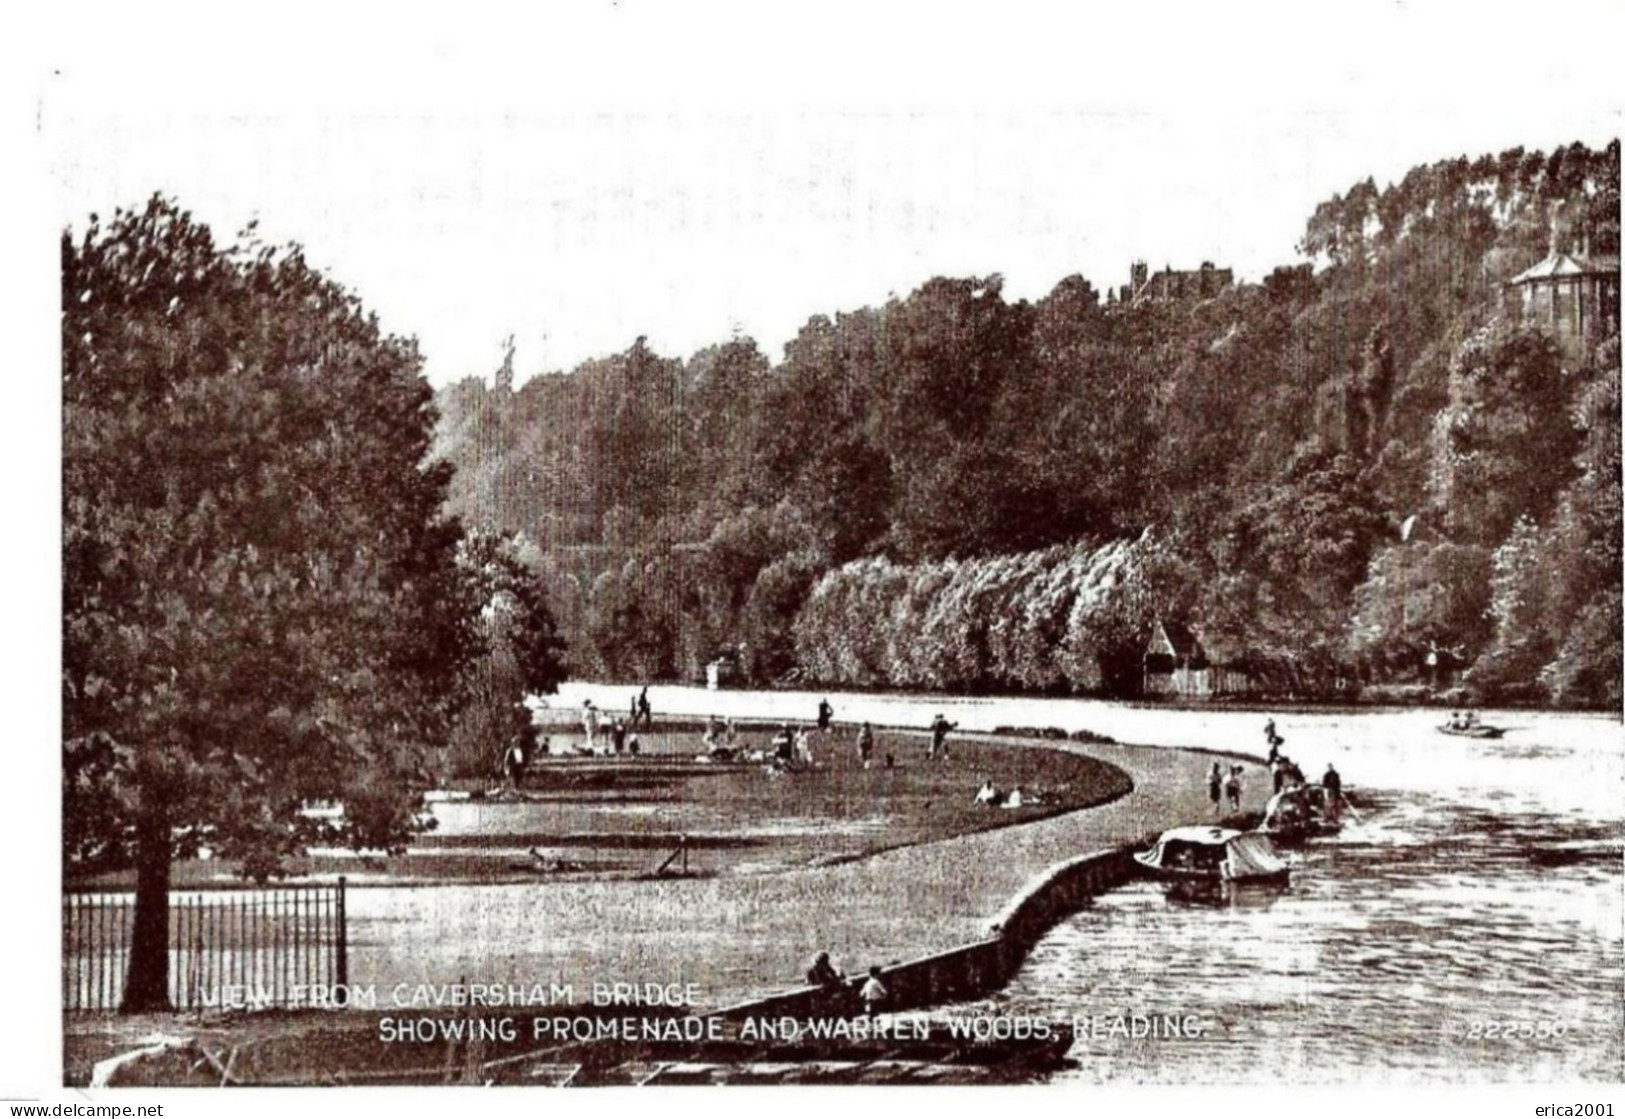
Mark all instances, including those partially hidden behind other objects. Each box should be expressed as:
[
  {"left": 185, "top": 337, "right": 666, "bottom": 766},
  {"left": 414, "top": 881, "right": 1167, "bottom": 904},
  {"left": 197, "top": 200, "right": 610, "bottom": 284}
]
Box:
[{"left": 560, "top": 685, "right": 1624, "bottom": 1083}]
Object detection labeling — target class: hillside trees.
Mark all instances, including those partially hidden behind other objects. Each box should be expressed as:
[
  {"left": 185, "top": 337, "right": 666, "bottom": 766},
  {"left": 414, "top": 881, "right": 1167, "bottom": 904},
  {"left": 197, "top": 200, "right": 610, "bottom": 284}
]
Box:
[{"left": 429, "top": 139, "right": 1620, "bottom": 705}]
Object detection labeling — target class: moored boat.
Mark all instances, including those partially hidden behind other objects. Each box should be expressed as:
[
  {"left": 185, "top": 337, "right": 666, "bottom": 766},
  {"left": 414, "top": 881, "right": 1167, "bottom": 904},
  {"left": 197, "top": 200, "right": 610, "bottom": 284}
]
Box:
[
  {"left": 1132, "top": 825, "right": 1290, "bottom": 884},
  {"left": 1259, "top": 783, "right": 1343, "bottom": 842}
]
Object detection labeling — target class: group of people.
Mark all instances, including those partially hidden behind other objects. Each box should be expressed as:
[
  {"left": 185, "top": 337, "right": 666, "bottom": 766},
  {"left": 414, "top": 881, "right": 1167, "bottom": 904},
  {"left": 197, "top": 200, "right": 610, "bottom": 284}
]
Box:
[
  {"left": 806, "top": 952, "right": 890, "bottom": 1016},
  {"left": 1446, "top": 710, "right": 1481, "bottom": 730},
  {"left": 972, "top": 779, "right": 1025, "bottom": 809},
  {"left": 1204, "top": 719, "right": 1346, "bottom": 818},
  {"left": 1207, "top": 761, "right": 1246, "bottom": 813},
  {"left": 579, "top": 699, "right": 643, "bottom": 756},
  {"left": 627, "top": 687, "right": 653, "bottom": 730}
]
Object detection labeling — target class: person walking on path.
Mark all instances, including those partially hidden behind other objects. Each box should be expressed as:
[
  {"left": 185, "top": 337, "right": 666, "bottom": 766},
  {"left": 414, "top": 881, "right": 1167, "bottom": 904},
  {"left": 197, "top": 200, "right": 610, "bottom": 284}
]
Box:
[
  {"left": 817, "top": 698, "right": 834, "bottom": 733},
  {"left": 1224, "top": 764, "right": 1243, "bottom": 813},
  {"left": 928, "top": 714, "right": 957, "bottom": 760},
  {"left": 1207, "top": 761, "right": 1223, "bottom": 815},
  {"left": 856, "top": 722, "right": 875, "bottom": 769},
  {"left": 636, "top": 686, "right": 652, "bottom": 730}
]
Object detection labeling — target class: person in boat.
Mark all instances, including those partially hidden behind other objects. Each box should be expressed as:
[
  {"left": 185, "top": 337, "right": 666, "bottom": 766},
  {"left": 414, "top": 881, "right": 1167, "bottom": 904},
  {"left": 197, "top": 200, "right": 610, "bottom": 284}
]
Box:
[
  {"left": 856, "top": 722, "right": 875, "bottom": 768},
  {"left": 859, "top": 966, "right": 889, "bottom": 1015},
  {"left": 1449, "top": 710, "right": 1463, "bottom": 729},
  {"left": 1225, "top": 765, "right": 1243, "bottom": 812},
  {"left": 806, "top": 951, "right": 845, "bottom": 990},
  {"left": 1465, "top": 710, "right": 1479, "bottom": 728},
  {"left": 1208, "top": 762, "right": 1224, "bottom": 815},
  {"left": 929, "top": 714, "right": 957, "bottom": 760},
  {"left": 817, "top": 698, "right": 834, "bottom": 733}
]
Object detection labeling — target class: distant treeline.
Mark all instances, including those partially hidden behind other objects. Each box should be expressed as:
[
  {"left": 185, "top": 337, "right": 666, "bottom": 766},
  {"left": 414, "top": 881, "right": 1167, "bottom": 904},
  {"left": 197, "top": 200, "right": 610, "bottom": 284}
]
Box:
[{"left": 434, "top": 140, "right": 1622, "bottom": 708}]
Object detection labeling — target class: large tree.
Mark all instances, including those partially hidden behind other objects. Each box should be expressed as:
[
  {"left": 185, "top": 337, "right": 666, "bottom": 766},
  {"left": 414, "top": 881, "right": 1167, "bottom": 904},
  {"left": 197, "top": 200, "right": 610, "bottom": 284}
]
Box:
[
  {"left": 63, "top": 198, "right": 471, "bottom": 1012},
  {"left": 445, "top": 531, "right": 569, "bottom": 779}
]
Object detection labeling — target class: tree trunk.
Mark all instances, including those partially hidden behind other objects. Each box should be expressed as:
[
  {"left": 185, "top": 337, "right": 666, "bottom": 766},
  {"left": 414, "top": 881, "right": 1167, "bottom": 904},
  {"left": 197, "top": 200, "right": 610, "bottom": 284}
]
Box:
[{"left": 120, "top": 798, "right": 172, "bottom": 1014}]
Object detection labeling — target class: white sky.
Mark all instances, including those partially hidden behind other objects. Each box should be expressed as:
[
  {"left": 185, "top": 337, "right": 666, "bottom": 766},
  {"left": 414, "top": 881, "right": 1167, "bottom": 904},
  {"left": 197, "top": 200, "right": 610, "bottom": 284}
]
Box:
[{"left": 36, "top": 1, "right": 1625, "bottom": 386}]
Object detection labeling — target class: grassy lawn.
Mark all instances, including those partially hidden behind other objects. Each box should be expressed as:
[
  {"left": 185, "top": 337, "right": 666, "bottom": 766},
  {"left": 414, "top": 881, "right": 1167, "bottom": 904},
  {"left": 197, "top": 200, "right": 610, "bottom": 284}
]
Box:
[{"left": 80, "top": 725, "right": 1128, "bottom": 887}]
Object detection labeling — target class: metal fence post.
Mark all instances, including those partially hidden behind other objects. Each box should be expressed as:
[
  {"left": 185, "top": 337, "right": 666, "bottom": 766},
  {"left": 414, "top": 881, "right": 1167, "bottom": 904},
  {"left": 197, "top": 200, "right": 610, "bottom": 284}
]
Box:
[{"left": 335, "top": 877, "right": 349, "bottom": 991}]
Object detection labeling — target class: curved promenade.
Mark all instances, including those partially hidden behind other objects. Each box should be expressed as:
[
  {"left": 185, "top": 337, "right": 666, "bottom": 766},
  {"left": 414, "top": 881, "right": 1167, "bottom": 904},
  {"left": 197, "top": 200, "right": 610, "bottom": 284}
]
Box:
[{"left": 342, "top": 687, "right": 1267, "bottom": 1011}]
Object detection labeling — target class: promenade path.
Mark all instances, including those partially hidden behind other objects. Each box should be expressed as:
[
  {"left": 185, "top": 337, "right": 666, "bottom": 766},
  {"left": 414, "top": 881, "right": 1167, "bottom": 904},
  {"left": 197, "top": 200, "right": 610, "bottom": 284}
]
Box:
[{"left": 343, "top": 686, "right": 1266, "bottom": 1010}]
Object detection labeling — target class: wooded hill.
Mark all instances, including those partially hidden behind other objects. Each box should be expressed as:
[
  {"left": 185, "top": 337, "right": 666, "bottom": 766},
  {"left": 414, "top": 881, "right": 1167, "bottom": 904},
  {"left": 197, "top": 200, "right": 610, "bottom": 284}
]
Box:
[{"left": 433, "top": 140, "right": 1622, "bottom": 707}]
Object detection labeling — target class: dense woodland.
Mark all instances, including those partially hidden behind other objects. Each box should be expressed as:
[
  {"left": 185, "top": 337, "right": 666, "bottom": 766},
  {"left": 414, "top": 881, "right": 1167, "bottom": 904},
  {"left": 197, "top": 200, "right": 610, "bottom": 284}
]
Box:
[{"left": 436, "top": 140, "right": 1623, "bottom": 707}]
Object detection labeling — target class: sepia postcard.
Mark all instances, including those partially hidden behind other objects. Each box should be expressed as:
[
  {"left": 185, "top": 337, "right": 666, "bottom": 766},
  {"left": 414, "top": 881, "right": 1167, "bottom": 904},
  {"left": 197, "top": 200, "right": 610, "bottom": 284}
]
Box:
[{"left": 9, "top": 1, "right": 1625, "bottom": 1113}]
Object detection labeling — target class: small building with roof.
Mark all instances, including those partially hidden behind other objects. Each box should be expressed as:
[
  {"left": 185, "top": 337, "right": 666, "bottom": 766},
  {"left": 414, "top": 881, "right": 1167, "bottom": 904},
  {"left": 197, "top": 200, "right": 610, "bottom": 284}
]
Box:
[
  {"left": 1142, "top": 619, "right": 1253, "bottom": 699},
  {"left": 1507, "top": 219, "right": 1620, "bottom": 365}
]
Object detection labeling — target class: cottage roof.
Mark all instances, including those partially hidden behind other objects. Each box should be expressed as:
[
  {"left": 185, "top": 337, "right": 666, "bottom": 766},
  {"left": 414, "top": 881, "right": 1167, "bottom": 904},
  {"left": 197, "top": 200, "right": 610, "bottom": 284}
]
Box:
[
  {"left": 1152, "top": 619, "right": 1204, "bottom": 659},
  {"left": 1509, "top": 251, "right": 1621, "bottom": 285}
]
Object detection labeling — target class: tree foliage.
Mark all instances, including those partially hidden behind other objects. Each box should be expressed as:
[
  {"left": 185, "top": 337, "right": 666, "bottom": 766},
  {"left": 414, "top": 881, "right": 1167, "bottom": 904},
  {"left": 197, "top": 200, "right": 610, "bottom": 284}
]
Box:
[
  {"left": 64, "top": 197, "right": 472, "bottom": 1010},
  {"left": 433, "top": 139, "right": 1621, "bottom": 706}
]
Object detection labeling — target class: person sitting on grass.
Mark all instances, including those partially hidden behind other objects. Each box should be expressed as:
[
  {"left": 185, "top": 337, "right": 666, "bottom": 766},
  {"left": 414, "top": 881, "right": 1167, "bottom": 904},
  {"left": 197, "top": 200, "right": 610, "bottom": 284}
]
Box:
[
  {"left": 1002, "top": 786, "right": 1025, "bottom": 809},
  {"left": 974, "top": 780, "right": 1001, "bottom": 807},
  {"left": 771, "top": 723, "right": 794, "bottom": 764},
  {"left": 806, "top": 951, "right": 844, "bottom": 990}
]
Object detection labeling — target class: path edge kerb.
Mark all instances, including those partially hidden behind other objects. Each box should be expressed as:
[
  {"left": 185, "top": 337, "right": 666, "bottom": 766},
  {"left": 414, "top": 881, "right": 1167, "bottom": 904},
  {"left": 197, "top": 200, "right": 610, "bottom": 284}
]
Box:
[{"left": 709, "top": 840, "right": 1143, "bottom": 1022}]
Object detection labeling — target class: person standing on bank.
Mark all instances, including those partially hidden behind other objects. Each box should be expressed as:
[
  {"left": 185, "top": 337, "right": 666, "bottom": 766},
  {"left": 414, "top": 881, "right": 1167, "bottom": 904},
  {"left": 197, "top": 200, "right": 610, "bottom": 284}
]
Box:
[
  {"left": 856, "top": 722, "right": 875, "bottom": 769},
  {"left": 1208, "top": 761, "right": 1223, "bottom": 815},
  {"left": 582, "top": 699, "right": 600, "bottom": 751},
  {"left": 1225, "top": 764, "right": 1243, "bottom": 812},
  {"left": 1323, "top": 762, "right": 1344, "bottom": 822},
  {"left": 817, "top": 698, "right": 834, "bottom": 733},
  {"left": 502, "top": 738, "right": 528, "bottom": 789},
  {"left": 929, "top": 714, "right": 957, "bottom": 760},
  {"left": 636, "top": 686, "right": 652, "bottom": 730}
]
